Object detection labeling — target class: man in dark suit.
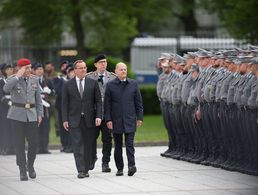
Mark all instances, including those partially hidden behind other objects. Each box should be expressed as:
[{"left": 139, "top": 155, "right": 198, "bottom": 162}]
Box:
[
  {"left": 104, "top": 62, "right": 143, "bottom": 176},
  {"left": 62, "top": 60, "right": 102, "bottom": 178}
]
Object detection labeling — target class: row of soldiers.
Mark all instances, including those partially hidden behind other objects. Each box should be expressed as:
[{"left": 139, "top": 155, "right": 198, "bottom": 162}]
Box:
[{"left": 157, "top": 45, "right": 258, "bottom": 176}]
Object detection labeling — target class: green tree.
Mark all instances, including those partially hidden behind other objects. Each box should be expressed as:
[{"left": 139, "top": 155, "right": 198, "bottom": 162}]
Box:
[
  {"left": 0, "top": 0, "right": 175, "bottom": 57},
  {"left": 199, "top": 0, "right": 258, "bottom": 43}
]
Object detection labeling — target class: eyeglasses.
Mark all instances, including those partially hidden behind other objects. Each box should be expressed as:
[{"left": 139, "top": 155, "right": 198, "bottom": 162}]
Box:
[{"left": 75, "top": 67, "right": 87, "bottom": 70}]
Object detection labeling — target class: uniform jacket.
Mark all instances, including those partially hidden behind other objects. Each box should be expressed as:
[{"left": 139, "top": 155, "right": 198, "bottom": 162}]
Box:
[
  {"left": 87, "top": 71, "right": 116, "bottom": 119},
  {"left": 62, "top": 77, "right": 102, "bottom": 129},
  {"left": 3, "top": 75, "right": 44, "bottom": 122},
  {"left": 104, "top": 77, "right": 144, "bottom": 133}
]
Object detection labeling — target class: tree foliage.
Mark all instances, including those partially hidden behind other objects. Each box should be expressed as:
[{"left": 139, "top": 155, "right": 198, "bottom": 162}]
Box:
[
  {"left": 0, "top": 0, "right": 175, "bottom": 57},
  {"left": 199, "top": 0, "right": 258, "bottom": 43}
]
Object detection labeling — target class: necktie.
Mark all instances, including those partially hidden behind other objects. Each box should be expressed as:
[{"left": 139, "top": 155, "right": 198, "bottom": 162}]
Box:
[
  {"left": 98, "top": 75, "right": 104, "bottom": 85},
  {"left": 79, "top": 79, "right": 84, "bottom": 98}
]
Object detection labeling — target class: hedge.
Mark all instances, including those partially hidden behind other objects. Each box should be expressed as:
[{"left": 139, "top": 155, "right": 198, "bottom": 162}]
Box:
[{"left": 139, "top": 85, "right": 161, "bottom": 115}]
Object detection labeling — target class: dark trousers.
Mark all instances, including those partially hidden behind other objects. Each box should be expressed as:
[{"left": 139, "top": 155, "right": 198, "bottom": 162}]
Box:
[
  {"left": 38, "top": 113, "right": 50, "bottom": 151},
  {"left": 70, "top": 117, "right": 96, "bottom": 173},
  {"left": 10, "top": 120, "right": 38, "bottom": 167},
  {"left": 57, "top": 109, "right": 72, "bottom": 149},
  {"left": 113, "top": 132, "right": 135, "bottom": 171},
  {"left": 92, "top": 121, "right": 112, "bottom": 163}
]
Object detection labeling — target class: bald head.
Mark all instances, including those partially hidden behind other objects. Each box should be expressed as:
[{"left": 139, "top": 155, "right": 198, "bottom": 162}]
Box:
[{"left": 115, "top": 62, "right": 127, "bottom": 80}]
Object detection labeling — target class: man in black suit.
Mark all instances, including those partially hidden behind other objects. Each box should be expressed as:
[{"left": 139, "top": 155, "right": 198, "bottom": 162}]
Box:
[
  {"left": 104, "top": 62, "right": 143, "bottom": 176},
  {"left": 62, "top": 60, "right": 102, "bottom": 178}
]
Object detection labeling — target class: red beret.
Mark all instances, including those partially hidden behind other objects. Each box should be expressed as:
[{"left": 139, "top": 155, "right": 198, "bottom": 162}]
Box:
[{"left": 17, "top": 58, "right": 31, "bottom": 67}]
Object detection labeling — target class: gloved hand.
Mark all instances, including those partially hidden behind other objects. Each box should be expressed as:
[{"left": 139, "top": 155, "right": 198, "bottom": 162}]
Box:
[
  {"left": 43, "top": 86, "right": 51, "bottom": 94},
  {"left": 8, "top": 101, "right": 12, "bottom": 106}
]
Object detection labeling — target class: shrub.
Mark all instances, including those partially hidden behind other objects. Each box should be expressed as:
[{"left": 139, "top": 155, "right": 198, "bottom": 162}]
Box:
[{"left": 139, "top": 85, "right": 161, "bottom": 115}]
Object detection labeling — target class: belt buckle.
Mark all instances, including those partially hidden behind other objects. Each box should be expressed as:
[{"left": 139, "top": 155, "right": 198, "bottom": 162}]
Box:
[{"left": 25, "top": 103, "right": 30, "bottom": 109}]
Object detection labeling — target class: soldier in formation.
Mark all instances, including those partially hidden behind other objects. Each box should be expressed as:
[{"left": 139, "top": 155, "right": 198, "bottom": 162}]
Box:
[{"left": 158, "top": 46, "right": 258, "bottom": 176}]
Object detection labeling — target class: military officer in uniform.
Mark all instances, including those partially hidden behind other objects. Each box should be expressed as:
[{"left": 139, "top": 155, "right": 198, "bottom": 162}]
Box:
[
  {"left": 3, "top": 58, "right": 43, "bottom": 181},
  {"left": 87, "top": 54, "right": 116, "bottom": 172}
]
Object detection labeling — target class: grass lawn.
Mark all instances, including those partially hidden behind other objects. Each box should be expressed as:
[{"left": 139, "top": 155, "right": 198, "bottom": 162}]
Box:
[{"left": 49, "top": 115, "right": 168, "bottom": 145}]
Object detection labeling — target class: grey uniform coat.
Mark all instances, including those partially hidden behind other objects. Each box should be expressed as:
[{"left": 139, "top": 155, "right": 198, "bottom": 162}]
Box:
[
  {"left": 3, "top": 75, "right": 43, "bottom": 122},
  {"left": 87, "top": 71, "right": 116, "bottom": 119}
]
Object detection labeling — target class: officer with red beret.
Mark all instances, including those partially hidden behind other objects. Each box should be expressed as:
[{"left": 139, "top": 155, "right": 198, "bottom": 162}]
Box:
[{"left": 3, "top": 58, "right": 44, "bottom": 181}]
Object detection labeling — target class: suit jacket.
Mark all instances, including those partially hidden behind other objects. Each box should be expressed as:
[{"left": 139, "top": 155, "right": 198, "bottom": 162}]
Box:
[
  {"left": 3, "top": 75, "right": 44, "bottom": 122},
  {"left": 62, "top": 77, "right": 102, "bottom": 128},
  {"left": 104, "top": 77, "right": 143, "bottom": 133}
]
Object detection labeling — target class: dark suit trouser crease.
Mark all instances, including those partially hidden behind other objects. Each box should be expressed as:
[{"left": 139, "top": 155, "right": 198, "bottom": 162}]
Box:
[
  {"left": 113, "top": 132, "right": 135, "bottom": 171},
  {"left": 70, "top": 117, "right": 96, "bottom": 173},
  {"left": 10, "top": 120, "right": 38, "bottom": 167}
]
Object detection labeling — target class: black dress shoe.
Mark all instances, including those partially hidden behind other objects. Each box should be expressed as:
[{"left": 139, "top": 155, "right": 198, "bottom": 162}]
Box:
[
  {"left": 84, "top": 172, "right": 89, "bottom": 177},
  {"left": 64, "top": 147, "right": 73, "bottom": 153},
  {"left": 128, "top": 166, "right": 137, "bottom": 176},
  {"left": 19, "top": 167, "right": 28, "bottom": 181},
  {"left": 102, "top": 163, "right": 111, "bottom": 172},
  {"left": 77, "top": 172, "right": 86, "bottom": 178},
  {"left": 116, "top": 170, "right": 123, "bottom": 176},
  {"left": 28, "top": 166, "right": 36, "bottom": 179}
]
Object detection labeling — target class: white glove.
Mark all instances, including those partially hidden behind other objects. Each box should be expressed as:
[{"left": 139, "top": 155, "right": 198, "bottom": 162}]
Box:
[
  {"left": 8, "top": 101, "right": 12, "bottom": 106},
  {"left": 42, "top": 99, "right": 50, "bottom": 108},
  {"left": 43, "top": 86, "right": 51, "bottom": 94}
]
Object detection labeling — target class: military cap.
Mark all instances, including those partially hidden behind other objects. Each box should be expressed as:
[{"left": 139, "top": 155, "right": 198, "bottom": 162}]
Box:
[
  {"left": 248, "top": 57, "right": 258, "bottom": 65},
  {"left": 17, "top": 58, "right": 31, "bottom": 67},
  {"left": 190, "top": 64, "right": 199, "bottom": 72},
  {"left": 222, "top": 50, "right": 238, "bottom": 57},
  {"left": 196, "top": 49, "right": 211, "bottom": 58},
  {"left": 249, "top": 45, "right": 258, "bottom": 50},
  {"left": 237, "top": 56, "right": 253, "bottom": 63},
  {"left": 94, "top": 54, "right": 106, "bottom": 63},
  {"left": 66, "top": 63, "right": 74, "bottom": 73},
  {"left": 0, "top": 63, "right": 6, "bottom": 70},
  {"left": 59, "top": 60, "right": 69, "bottom": 68},
  {"left": 158, "top": 53, "right": 172, "bottom": 60},
  {"left": 32, "top": 62, "right": 43, "bottom": 70}
]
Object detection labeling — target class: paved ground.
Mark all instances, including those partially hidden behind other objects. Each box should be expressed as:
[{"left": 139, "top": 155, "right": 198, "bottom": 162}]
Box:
[{"left": 0, "top": 146, "right": 258, "bottom": 195}]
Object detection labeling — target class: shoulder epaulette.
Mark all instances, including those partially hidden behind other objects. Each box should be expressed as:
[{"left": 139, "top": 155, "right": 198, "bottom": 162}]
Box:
[
  {"left": 110, "top": 72, "right": 117, "bottom": 76},
  {"left": 86, "top": 71, "right": 93, "bottom": 76}
]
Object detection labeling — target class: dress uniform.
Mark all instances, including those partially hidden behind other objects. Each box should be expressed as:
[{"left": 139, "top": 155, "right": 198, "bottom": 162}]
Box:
[
  {"left": 3, "top": 58, "right": 43, "bottom": 181},
  {"left": 87, "top": 54, "right": 116, "bottom": 172}
]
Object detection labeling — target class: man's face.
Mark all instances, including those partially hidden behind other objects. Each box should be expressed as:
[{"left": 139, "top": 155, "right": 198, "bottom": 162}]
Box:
[
  {"left": 74, "top": 61, "right": 87, "bottom": 79},
  {"left": 67, "top": 70, "right": 75, "bottom": 79},
  {"left": 34, "top": 67, "right": 44, "bottom": 77},
  {"left": 94, "top": 59, "right": 107, "bottom": 73},
  {"left": 115, "top": 63, "right": 127, "bottom": 80},
  {"left": 5, "top": 67, "right": 14, "bottom": 77},
  {"left": 44, "top": 63, "right": 54, "bottom": 73},
  {"left": 20, "top": 64, "right": 32, "bottom": 77}
]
